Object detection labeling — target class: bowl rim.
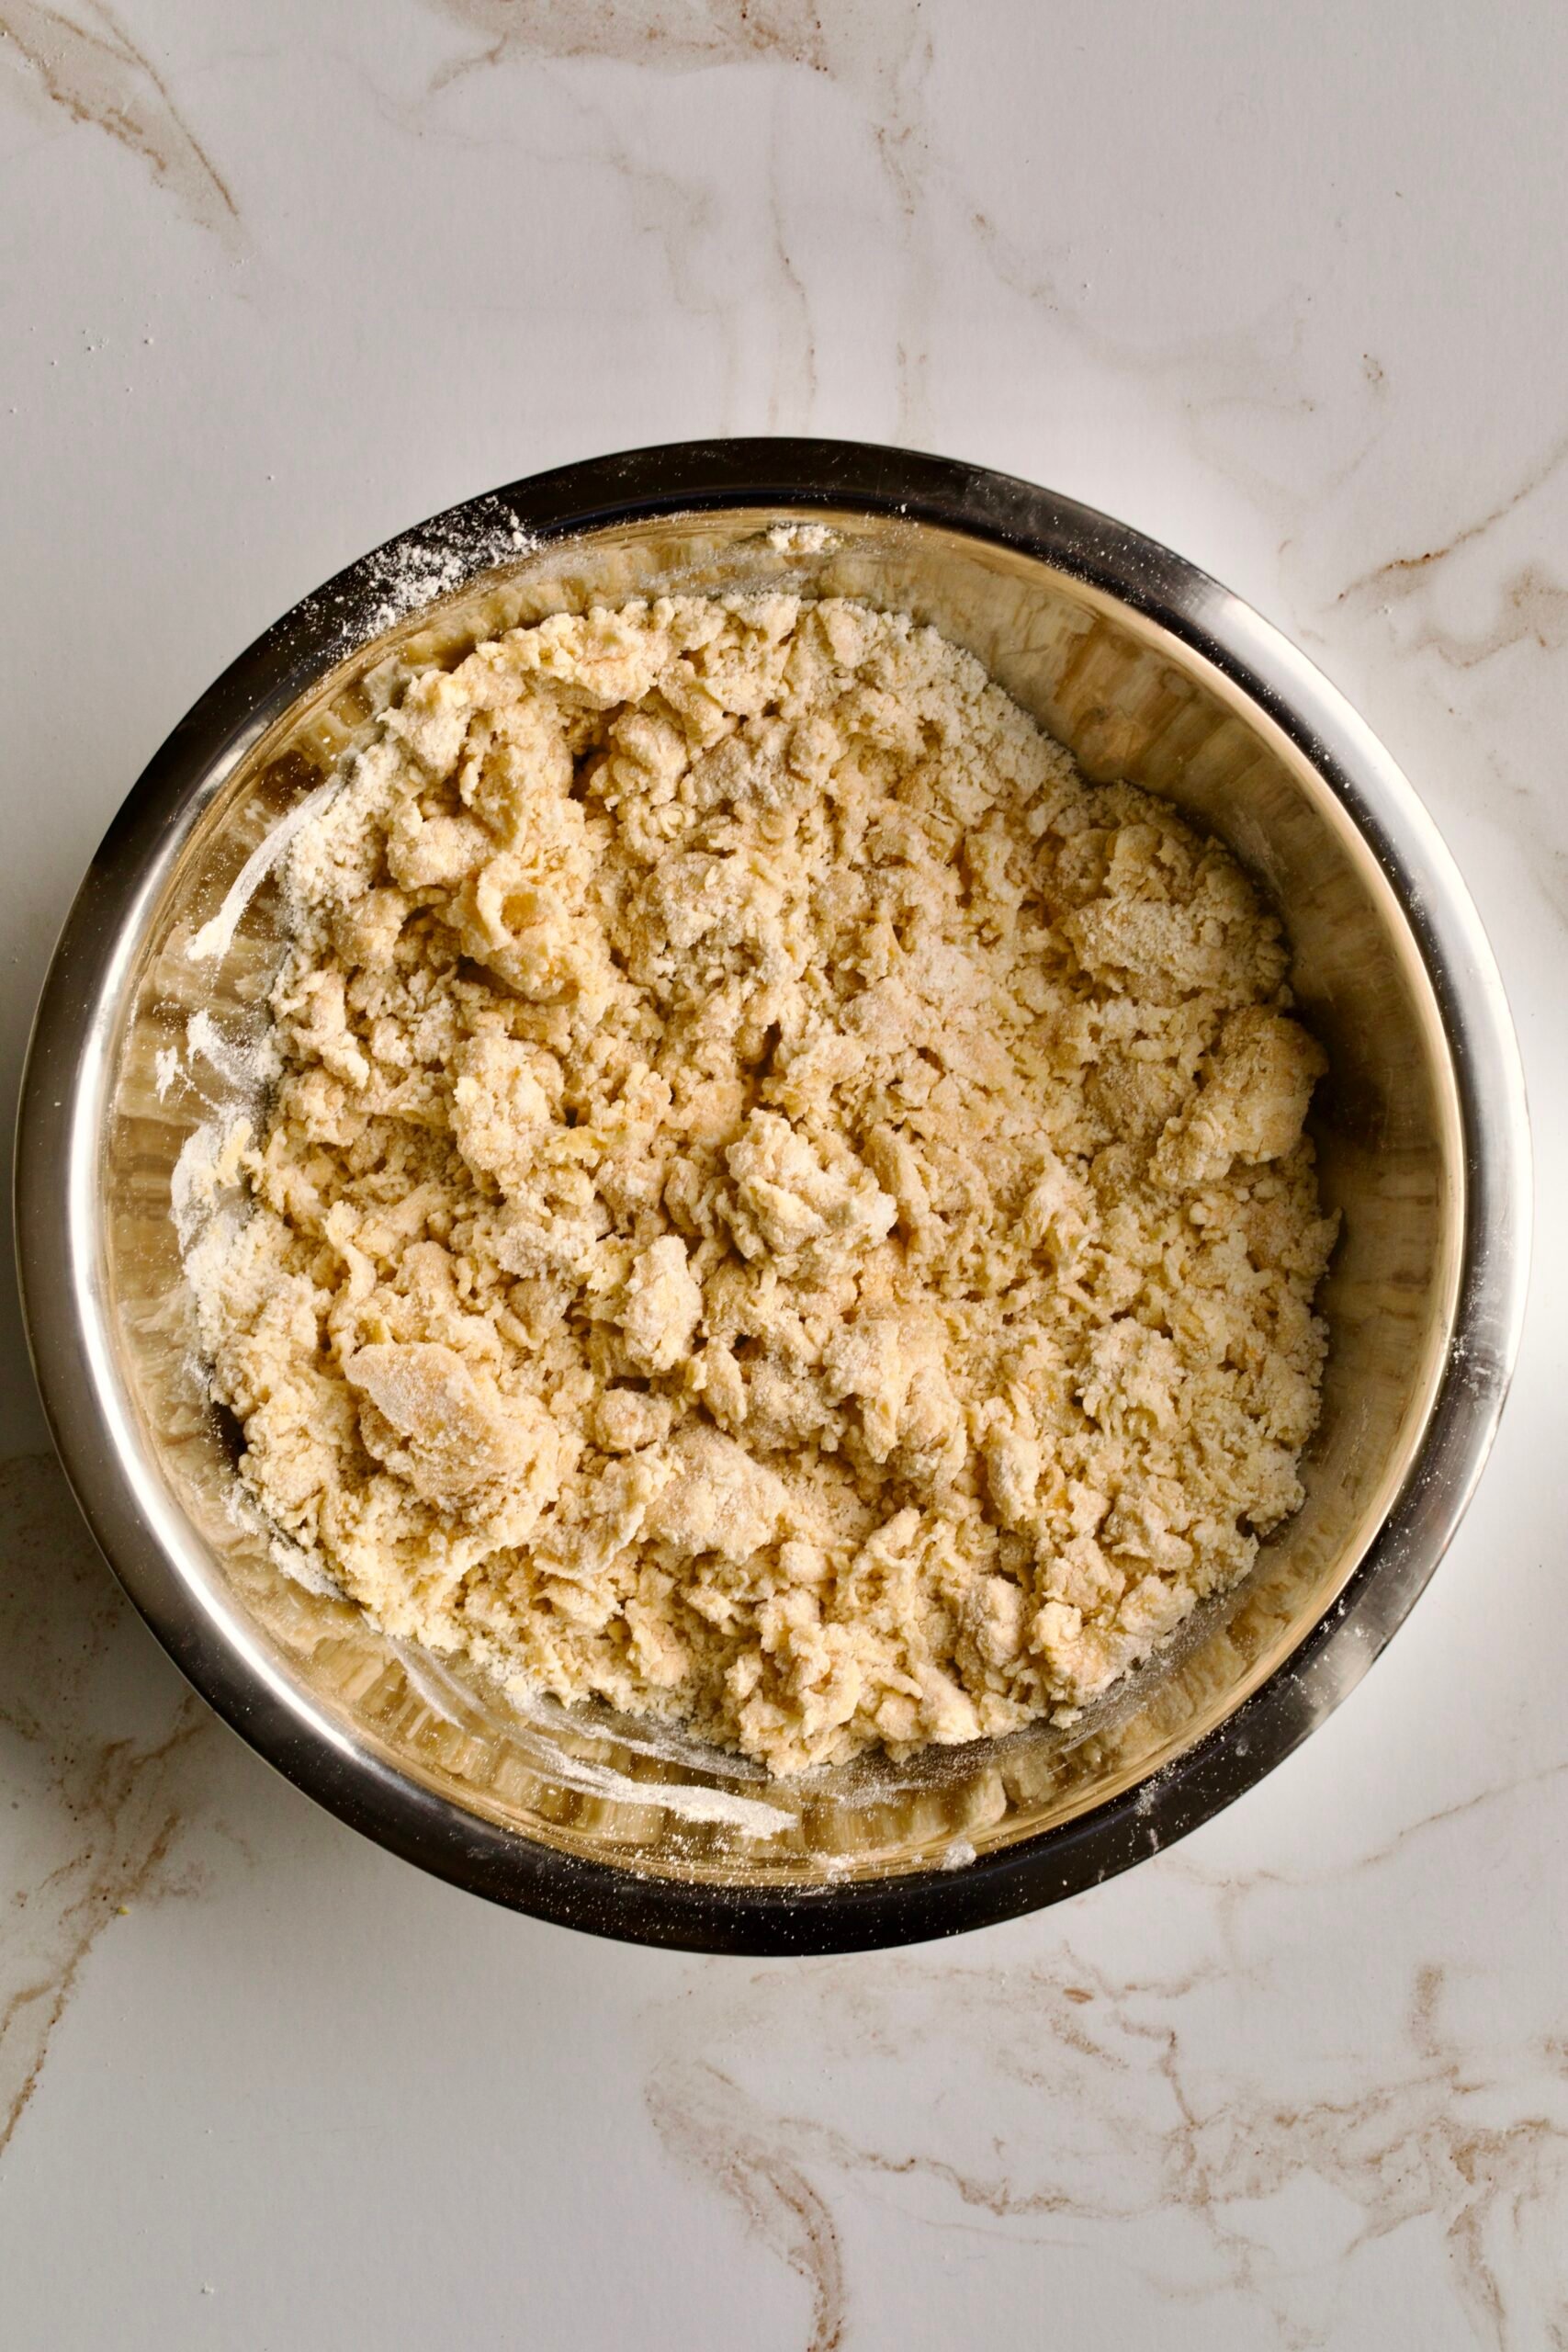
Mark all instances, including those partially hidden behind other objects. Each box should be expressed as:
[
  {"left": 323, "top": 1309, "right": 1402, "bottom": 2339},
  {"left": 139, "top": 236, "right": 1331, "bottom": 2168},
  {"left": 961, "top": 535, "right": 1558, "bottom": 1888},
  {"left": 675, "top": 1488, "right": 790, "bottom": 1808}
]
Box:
[{"left": 13, "top": 436, "right": 1532, "bottom": 1954}]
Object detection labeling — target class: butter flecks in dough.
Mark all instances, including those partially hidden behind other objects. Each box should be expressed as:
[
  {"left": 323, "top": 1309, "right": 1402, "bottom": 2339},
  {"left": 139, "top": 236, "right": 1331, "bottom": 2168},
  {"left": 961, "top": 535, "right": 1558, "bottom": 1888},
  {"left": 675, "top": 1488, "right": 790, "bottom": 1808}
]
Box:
[{"left": 189, "top": 594, "right": 1337, "bottom": 1776}]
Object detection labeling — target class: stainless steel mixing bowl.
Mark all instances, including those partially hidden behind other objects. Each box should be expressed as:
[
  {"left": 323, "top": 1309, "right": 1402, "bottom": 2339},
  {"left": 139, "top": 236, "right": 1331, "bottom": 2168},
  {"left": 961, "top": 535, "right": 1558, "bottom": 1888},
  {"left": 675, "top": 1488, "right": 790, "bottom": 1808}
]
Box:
[{"left": 14, "top": 440, "right": 1530, "bottom": 1952}]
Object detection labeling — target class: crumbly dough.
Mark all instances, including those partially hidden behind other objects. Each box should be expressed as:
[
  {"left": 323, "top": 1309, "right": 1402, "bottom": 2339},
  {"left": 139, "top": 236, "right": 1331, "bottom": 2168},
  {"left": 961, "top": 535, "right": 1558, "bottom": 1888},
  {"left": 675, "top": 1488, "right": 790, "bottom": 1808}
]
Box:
[{"left": 190, "top": 594, "right": 1336, "bottom": 1776}]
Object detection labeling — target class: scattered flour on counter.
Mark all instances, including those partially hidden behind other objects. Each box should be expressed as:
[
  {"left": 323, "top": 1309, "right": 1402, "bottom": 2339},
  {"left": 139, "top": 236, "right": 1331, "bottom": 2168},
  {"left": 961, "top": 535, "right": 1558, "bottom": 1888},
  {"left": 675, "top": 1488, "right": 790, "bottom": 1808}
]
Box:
[{"left": 181, "top": 593, "right": 1337, "bottom": 1780}]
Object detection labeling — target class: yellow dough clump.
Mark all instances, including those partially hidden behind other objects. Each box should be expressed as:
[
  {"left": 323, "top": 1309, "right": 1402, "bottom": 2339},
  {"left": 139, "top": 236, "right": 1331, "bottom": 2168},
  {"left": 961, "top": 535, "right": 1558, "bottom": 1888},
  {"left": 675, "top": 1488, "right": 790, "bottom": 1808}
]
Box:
[{"left": 191, "top": 594, "right": 1336, "bottom": 1775}]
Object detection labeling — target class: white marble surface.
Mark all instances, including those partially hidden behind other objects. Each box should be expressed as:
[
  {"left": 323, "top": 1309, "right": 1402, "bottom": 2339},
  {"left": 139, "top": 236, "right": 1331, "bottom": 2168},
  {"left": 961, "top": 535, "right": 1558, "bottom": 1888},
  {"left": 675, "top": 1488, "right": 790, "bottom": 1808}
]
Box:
[{"left": 3, "top": 4, "right": 1566, "bottom": 2344}]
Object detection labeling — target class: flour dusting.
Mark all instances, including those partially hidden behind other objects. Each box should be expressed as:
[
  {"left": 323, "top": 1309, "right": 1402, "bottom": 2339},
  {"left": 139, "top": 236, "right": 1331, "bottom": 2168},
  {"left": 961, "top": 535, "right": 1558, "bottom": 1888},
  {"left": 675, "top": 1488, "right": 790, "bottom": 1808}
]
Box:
[{"left": 298, "top": 496, "right": 540, "bottom": 651}]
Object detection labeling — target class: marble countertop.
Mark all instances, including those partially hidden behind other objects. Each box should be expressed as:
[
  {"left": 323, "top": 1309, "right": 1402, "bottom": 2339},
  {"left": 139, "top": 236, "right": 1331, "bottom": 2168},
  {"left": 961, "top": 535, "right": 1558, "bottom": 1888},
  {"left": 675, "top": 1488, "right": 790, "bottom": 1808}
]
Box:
[{"left": 3, "top": 4, "right": 1565, "bottom": 2344}]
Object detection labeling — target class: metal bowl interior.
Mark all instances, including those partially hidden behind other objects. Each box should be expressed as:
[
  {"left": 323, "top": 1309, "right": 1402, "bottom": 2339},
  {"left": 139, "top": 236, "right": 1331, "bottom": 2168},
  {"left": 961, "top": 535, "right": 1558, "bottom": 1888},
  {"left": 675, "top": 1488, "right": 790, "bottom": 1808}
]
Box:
[{"left": 16, "top": 446, "right": 1529, "bottom": 1952}]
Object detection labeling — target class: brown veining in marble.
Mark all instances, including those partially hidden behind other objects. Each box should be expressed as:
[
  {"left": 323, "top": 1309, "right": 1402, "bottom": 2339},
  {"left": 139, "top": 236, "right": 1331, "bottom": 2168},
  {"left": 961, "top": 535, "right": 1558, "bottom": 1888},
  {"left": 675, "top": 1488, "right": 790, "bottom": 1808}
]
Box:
[
  {"left": 647, "top": 2056, "right": 845, "bottom": 2352},
  {"left": 1396, "top": 561, "right": 1568, "bottom": 670},
  {"left": 765, "top": 139, "right": 818, "bottom": 432},
  {"left": 645, "top": 1906, "right": 1568, "bottom": 2350},
  {"left": 964, "top": 198, "right": 1388, "bottom": 534},
  {"left": 0, "top": 1452, "right": 221, "bottom": 2156},
  {"left": 0, "top": 1, "right": 240, "bottom": 248},
  {"left": 431, "top": 0, "right": 837, "bottom": 84},
  {"left": 1337, "top": 428, "right": 1568, "bottom": 607},
  {"left": 426, "top": 0, "right": 932, "bottom": 435}
]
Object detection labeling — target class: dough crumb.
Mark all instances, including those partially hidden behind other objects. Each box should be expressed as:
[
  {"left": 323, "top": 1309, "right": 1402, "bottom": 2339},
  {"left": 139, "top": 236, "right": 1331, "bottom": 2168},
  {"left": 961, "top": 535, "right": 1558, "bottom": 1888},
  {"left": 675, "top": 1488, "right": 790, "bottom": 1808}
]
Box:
[{"left": 189, "top": 595, "right": 1336, "bottom": 1776}]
